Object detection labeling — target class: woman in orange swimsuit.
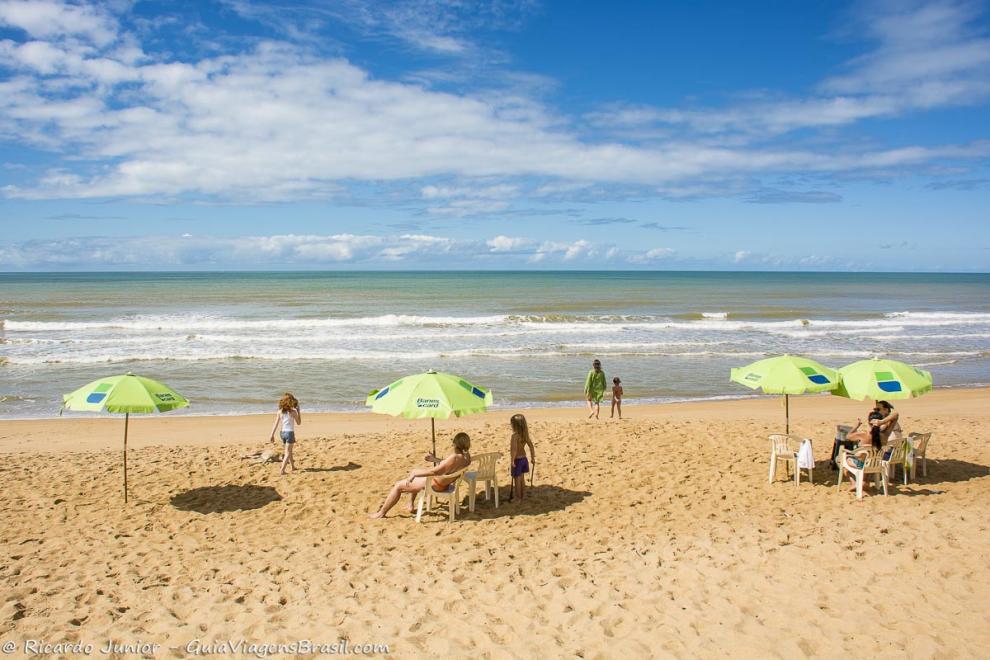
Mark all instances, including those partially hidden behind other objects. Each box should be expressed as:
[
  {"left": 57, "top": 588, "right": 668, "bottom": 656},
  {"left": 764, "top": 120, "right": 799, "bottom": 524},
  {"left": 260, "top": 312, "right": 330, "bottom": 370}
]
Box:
[{"left": 368, "top": 432, "right": 471, "bottom": 519}]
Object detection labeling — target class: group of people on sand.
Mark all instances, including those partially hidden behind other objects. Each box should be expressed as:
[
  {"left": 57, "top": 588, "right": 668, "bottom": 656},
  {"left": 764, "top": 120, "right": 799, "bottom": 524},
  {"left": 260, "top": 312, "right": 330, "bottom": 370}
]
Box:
[
  {"left": 364, "top": 413, "right": 536, "bottom": 519},
  {"left": 584, "top": 358, "right": 623, "bottom": 420},
  {"left": 266, "top": 359, "right": 614, "bottom": 517},
  {"left": 265, "top": 391, "right": 537, "bottom": 519},
  {"left": 830, "top": 399, "right": 904, "bottom": 493}
]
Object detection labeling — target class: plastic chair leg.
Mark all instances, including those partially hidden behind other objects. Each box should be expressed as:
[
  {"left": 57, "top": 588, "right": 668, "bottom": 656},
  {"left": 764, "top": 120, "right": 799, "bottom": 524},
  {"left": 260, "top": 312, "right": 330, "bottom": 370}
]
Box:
[
  {"left": 415, "top": 492, "right": 426, "bottom": 523},
  {"left": 769, "top": 454, "right": 776, "bottom": 484},
  {"left": 467, "top": 478, "right": 477, "bottom": 513},
  {"left": 493, "top": 477, "right": 499, "bottom": 508}
]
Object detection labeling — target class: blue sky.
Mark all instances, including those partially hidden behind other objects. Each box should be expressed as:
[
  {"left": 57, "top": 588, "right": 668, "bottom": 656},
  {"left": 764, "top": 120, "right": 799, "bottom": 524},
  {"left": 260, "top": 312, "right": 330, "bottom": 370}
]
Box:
[{"left": 0, "top": 0, "right": 988, "bottom": 271}]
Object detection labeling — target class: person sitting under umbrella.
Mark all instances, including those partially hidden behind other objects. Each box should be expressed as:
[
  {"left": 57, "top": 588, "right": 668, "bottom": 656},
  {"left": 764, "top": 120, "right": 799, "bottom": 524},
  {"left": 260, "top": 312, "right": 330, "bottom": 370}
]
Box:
[
  {"left": 830, "top": 403, "right": 883, "bottom": 470},
  {"left": 368, "top": 432, "right": 472, "bottom": 519}
]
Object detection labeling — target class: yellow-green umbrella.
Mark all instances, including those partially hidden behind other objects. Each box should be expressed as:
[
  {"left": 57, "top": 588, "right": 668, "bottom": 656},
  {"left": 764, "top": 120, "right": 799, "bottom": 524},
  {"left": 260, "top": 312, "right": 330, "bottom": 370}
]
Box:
[
  {"left": 62, "top": 373, "right": 189, "bottom": 502},
  {"left": 366, "top": 369, "right": 493, "bottom": 455},
  {"left": 832, "top": 358, "right": 933, "bottom": 401},
  {"left": 730, "top": 355, "right": 839, "bottom": 433}
]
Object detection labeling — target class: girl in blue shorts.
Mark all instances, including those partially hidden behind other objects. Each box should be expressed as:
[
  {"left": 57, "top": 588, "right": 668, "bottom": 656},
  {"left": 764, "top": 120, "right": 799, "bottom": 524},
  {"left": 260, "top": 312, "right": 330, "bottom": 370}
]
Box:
[
  {"left": 508, "top": 414, "right": 536, "bottom": 502},
  {"left": 269, "top": 392, "right": 302, "bottom": 475}
]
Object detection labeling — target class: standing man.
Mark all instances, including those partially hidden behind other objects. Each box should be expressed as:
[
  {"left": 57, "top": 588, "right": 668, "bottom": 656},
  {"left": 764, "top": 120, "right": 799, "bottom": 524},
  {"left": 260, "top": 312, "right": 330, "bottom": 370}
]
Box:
[{"left": 585, "top": 359, "right": 607, "bottom": 420}]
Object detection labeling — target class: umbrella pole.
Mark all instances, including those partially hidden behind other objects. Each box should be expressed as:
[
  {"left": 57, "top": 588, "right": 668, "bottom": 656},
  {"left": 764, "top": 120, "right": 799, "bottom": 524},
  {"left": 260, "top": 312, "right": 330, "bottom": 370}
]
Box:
[
  {"left": 785, "top": 394, "right": 790, "bottom": 435},
  {"left": 123, "top": 412, "right": 129, "bottom": 503},
  {"left": 431, "top": 418, "right": 436, "bottom": 456}
]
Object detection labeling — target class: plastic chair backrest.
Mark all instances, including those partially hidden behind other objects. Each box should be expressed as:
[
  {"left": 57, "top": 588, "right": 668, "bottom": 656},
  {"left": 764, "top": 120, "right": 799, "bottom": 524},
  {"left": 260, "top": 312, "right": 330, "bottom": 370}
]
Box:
[
  {"left": 885, "top": 443, "right": 906, "bottom": 463},
  {"left": 909, "top": 432, "right": 931, "bottom": 453},
  {"left": 859, "top": 449, "right": 884, "bottom": 472},
  {"left": 470, "top": 452, "right": 501, "bottom": 479},
  {"left": 769, "top": 434, "right": 794, "bottom": 455}
]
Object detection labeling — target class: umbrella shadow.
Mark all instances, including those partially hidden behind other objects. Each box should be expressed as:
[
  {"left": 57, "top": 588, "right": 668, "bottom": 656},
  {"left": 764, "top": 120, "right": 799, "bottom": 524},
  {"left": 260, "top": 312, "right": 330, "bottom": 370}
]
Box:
[
  {"left": 301, "top": 462, "right": 362, "bottom": 473},
  {"left": 170, "top": 484, "right": 282, "bottom": 514},
  {"left": 414, "top": 485, "right": 591, "bottom": 522}
]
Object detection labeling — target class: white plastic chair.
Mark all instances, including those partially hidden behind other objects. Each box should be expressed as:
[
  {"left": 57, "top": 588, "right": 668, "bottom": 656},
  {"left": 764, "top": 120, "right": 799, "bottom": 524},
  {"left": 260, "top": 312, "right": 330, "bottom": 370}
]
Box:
[
  {"left": 908, "top": 432, "right": 932, "bottom": 478},
  {"left": 882, "top": 442, "right": 909, "bottom": 485},
  {"left": 463, "top": 452, "right": 501, "bottom": 512},
  {"left": 837, "top": 448, "right": 887, "bottom": 499},
  {"left": 415, "top": 468, "right": 467, "bottom": 523},
  {"left": 768, "top": 434, "right": 810, "bottom": 485}
]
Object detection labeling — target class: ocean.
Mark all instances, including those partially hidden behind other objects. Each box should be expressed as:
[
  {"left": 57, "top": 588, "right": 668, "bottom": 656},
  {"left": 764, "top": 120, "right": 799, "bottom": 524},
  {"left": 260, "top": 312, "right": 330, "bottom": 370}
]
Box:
[{"left": 1, "top": 271, "right": 988, "bottom": 419}]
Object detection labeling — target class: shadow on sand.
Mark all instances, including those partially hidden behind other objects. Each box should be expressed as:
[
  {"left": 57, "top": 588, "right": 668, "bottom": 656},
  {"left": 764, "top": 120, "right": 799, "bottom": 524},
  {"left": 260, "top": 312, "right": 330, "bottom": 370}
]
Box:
[
  {"left": 798, "top": 458, "right": 989, "bottom": 493},
  {"left": 412, "top": 484, "right": 591, "bottom": 522},
  {"left": 301, "top": 462, "right": 362, "bottom": 473},
  {"left": 170, "top": 484, "right": 282, "bottom": 513}
]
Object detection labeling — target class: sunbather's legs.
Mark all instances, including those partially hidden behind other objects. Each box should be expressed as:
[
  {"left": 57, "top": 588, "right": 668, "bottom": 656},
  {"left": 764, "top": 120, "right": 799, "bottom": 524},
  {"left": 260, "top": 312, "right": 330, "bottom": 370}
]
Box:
[{"left": 369, "top": 476, "right": 427, "bottom": 518}]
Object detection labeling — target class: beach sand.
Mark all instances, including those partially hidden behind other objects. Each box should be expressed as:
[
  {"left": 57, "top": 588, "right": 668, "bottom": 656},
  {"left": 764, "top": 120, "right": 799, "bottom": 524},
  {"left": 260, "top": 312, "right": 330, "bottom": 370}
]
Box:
[{"left": 1, "top": 389, "right": 989, "bottom": 658}]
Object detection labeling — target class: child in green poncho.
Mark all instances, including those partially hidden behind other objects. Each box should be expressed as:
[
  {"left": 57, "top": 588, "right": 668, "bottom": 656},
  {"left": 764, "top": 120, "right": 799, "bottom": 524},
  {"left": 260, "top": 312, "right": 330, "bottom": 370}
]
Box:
[{"left": 585, "top": 359, "right": 606, "bottom": 419}]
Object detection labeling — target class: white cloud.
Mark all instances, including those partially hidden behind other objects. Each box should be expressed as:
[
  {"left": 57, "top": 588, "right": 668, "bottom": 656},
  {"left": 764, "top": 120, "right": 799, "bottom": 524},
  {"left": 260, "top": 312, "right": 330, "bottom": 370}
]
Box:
[
  {"left": 0, "top": 0, "right": 119, "bottom": 46},
  {"left": 823, "top": 0, "right": 990, "bottom": 96},
  {"left": 0, "top": 231, "right": 879, "bottom": 271},
  {"left": 588, "top": 1, "right": 990, "bottom": 138},
  {"left": 486, "top": 235, "right": 531, "bottom": 252},
  {"left": 0, "top": 232, "right": 633, "bottom": 268},
  {"left": 627, "top": 247, "right": 675, "bottom": 264},
  {"left": 728, "top": 249, "right": 845, "bottom": 269},
  {"left": 526, "top": 239, "right": 595, "bottom": 263},
  {"left": 421, "top": 183, "right": 517, "bottom": 199},
  {"left": 0, "top": 1, "right": 987, "bottom": 204}
]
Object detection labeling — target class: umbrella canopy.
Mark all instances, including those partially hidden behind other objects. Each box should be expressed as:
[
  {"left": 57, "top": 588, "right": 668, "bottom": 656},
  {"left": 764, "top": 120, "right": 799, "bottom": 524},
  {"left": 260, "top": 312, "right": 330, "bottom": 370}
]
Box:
[
  {"left": 832, "top": 358, "right": 933, "bottom": 401},
  {"left": 730, "top": 355, "right": 839, "bottom": 433},
  {"left": 63, "top": 373, "right": 189, "bottom": 413},
  {"left": 366, "top": 370, "right": 493, "bottom": 454},
  {"left": 62, "top": 373, "right": 189, "bottom": 502}
]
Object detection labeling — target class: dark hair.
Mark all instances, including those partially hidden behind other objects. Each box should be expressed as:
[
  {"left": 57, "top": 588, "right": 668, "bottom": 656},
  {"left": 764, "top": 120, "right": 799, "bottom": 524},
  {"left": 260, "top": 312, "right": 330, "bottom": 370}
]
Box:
[
  {"left": 593, "top": 359, "right": 601, "bottom": 366},
  {"left": 877, "top": 400, "right": 893, "bottom": 411},
  {"left": 452, "top": 432, "right": 471, "bottom": 453},
  {"left": 613, "top": 377, "right": 620, "bottom": 384}
]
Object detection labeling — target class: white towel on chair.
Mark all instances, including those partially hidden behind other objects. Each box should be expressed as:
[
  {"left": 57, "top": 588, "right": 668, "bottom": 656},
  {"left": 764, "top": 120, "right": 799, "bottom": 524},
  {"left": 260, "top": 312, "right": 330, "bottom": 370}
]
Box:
[{"left": 797, "top": 439, "right": 815, "bottom": 469}]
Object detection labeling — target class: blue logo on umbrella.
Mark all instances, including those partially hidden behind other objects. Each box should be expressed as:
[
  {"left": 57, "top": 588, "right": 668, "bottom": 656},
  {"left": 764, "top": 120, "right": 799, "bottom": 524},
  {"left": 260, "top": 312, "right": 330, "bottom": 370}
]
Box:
[{"left": 876, "top": 371, "right": 902, "bottom": 392}]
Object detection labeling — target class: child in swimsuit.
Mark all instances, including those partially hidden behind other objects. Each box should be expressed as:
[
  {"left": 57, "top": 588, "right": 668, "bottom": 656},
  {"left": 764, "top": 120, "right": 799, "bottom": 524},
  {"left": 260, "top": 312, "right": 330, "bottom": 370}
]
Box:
[
  {"left": 610, "top": 377, "right": 623, "bottom": 419},
  {"left": 508, "top": 414, "right": 535, "bottom": 502}
]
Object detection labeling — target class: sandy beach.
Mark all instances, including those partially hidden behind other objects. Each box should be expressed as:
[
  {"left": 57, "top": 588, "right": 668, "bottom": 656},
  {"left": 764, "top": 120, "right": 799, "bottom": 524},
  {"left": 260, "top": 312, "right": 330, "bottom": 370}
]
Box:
[{"left": 1, "top": 388, "right": 989, "bottom": 658}]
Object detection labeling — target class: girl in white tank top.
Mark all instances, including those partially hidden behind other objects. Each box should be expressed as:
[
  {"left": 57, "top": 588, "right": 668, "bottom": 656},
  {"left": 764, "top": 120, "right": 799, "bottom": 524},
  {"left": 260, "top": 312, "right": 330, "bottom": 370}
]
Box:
[{"left": 269, "top": 392, "right": 302, "bottom": 475}]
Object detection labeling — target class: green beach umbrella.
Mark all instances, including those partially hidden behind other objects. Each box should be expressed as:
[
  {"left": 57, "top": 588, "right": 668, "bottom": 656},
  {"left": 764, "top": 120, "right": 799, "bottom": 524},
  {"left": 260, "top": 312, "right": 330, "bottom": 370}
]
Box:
[
  {"left": 832, "top": 358, "right": 933, "bottom": 401},
  {"left": 366, "top": 369, "right": 493, "bottom": 455},
  {"left": 730, "top": 355, "right": 839, "bottom": 434},
  {"left": 62, "top": 373, "right": 189, "bottom": 502}
]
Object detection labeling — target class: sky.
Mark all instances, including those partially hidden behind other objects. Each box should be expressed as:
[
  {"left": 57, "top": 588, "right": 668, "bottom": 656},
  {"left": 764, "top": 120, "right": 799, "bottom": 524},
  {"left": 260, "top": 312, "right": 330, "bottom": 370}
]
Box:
[{"left": 0, "top": 0, "right": 989, "bottom": 271}]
